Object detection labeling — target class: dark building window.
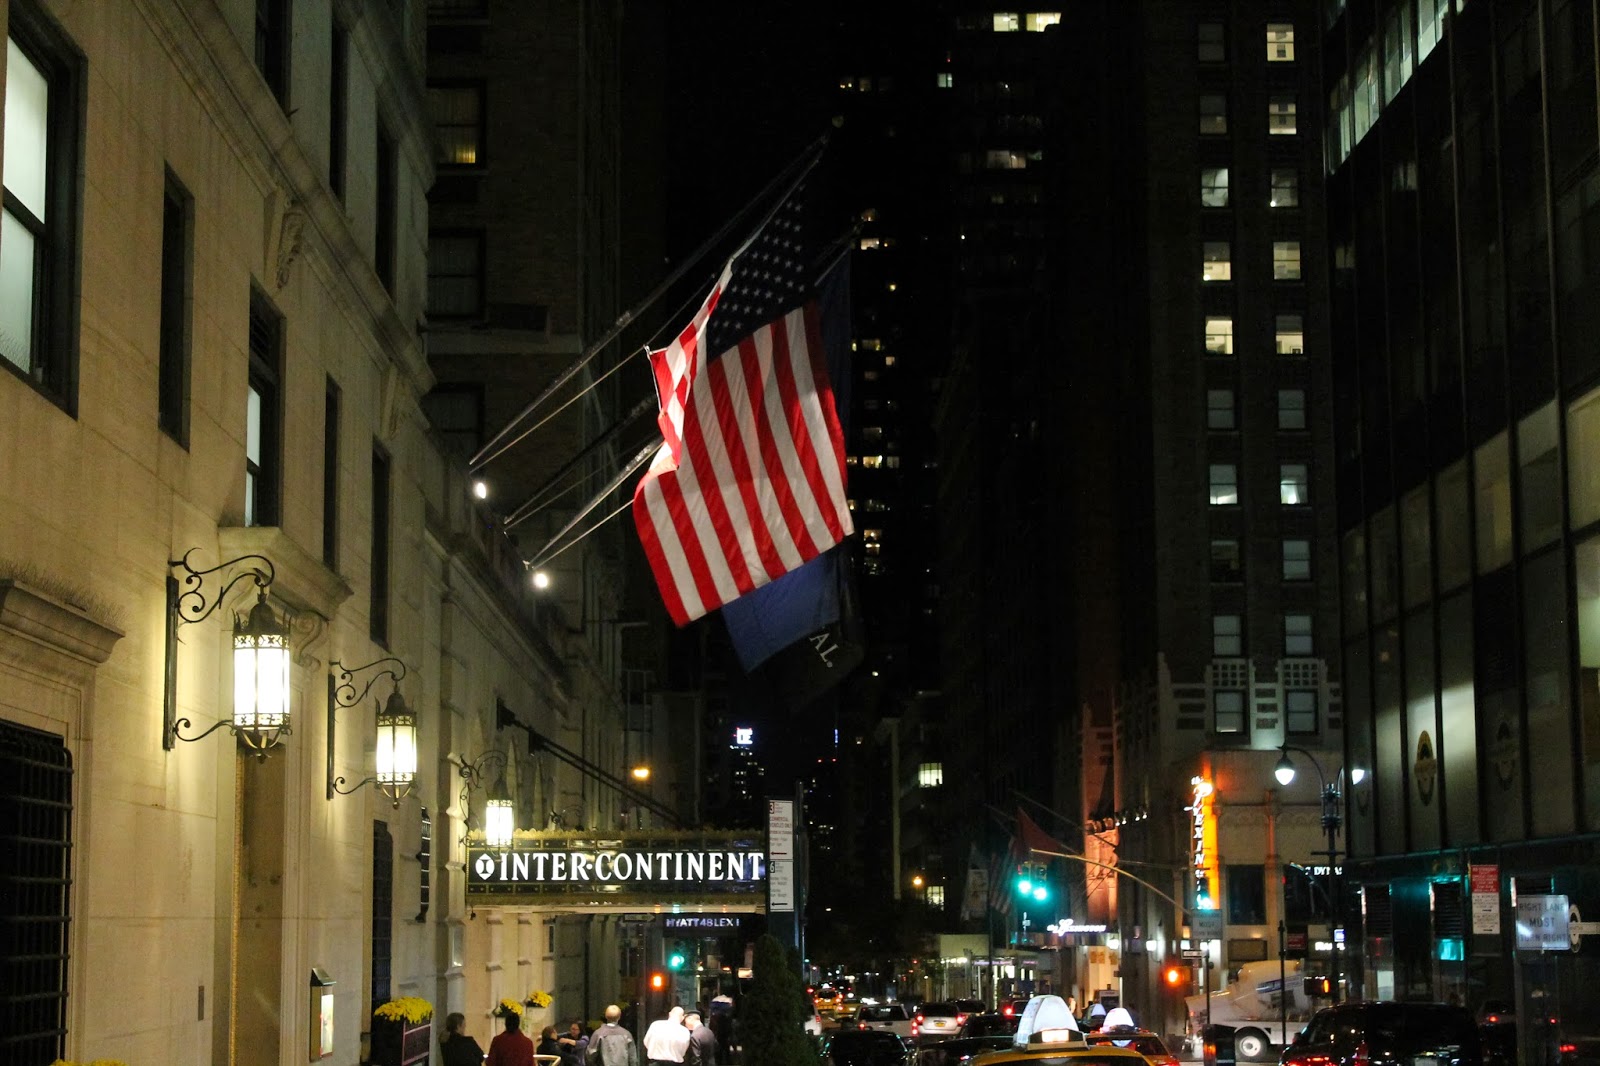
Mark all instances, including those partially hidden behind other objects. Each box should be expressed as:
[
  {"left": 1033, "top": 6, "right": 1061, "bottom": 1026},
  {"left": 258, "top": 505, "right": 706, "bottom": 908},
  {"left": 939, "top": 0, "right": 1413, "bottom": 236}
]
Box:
[
  {"left": 422, "top": 384, "right": 484, "bottom": 460},
  {"left": 371, "top": 442, "right": 391, "bottom": 644},
  {"left": 428, "top": 81, "right": 485, "bottom": 167},
  {"left": 1198, "top": 22, "right": 1226, "bottom": 63},
  {"left": 329, "top": 24, "right": 348, "bottom": 199},
  {"left": 254, "top": 0, "right": 290, "bottom": 107},
  {"left": 0, "top": 721, "right": 73, "bottom": 1063},
  {"left": 159, "top": 170, "right": 193, "bottom": 446},
  {"left": 1285, "top": 689, "right": 1318, "bottom": 733},
  {"left": 246, "top": 290, "right": 283, "bottom": 527},
  {"left": 1214, "top": 690, "right": 1247, "bottom": 734},
  {"left": 375, "top": 122, "right": 397, "bottom": 293},
  {"left": 427, "top": 230, "right": 485, "bottom": 318},
  {"left": 1226, "top": 865, "right": 1266, "bottom": 924},
  {"left": 370, "top": 820, "right": 393, "bottom": 1013},
  {"left": 1211, "top": 539, "right": 1243, "bottom": 582},
  {"left": 323, "top": 377, "right": 341, "bottom": 569},
  {"left": 0, "top": 4, "right": 84, "bottom": 410}
]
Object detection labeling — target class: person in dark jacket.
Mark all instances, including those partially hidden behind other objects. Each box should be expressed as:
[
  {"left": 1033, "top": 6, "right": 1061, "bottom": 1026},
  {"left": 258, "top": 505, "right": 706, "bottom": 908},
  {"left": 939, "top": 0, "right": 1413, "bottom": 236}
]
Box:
[
  {"left": 681, "top": 1012, "right": 718, "bottom": 1066},
  {"left": 441, "top": 1012, "right": 487, "bottom": 1066},
  {"left": 538, "top": 1025, "right": 565, "bottom": 1059}
]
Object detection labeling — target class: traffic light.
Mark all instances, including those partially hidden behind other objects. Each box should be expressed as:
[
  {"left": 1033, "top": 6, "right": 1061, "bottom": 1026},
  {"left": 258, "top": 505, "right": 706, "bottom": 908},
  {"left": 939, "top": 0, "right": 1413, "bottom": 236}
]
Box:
[
  {"left": 649, "top": 971, "right": 667, "bottom": 991},
  {"left": 1163, "top": 961, "right": 1191, "bottom": 989},
  {"left": 667, "top": 943, "right": 688, "bottom": 971},
  {"left": 1303, "top": 975, "right": 1333, "bottom": 997},
  {"left": 1015, "top": 862, "right": 1049, "bottom": 902}
]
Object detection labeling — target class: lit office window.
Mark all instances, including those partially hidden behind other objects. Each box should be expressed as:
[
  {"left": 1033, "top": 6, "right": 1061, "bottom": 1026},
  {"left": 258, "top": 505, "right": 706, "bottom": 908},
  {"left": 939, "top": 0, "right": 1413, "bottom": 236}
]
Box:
[
  {"left": 1200, "top": 93, "right": 1228, "bottom": 135},
  {"left": 1271, "top": 168, "right": 1299, "bottom": 207},
  {"left": 1280, "top": 463, "right": 1310, "bottom": 505},
  {"left": 937, "top": 72, "right": 954, "bottom": 88},
  {"left": 1210, "top": 464, "right": 1239, "bottom": 505},
  {"left": 1269, "top": 96, "right": 1298, "bottom": 135},
  {"left": 1267, "top": 22, "right": 1295, "bottom": 61},
  {"left": 1201, "top": 167, "right": 1230, "bottom": 207},
  {"left": 1205, "top": 316, "right": 1234, "bottom": 355},
  {"left": 1203, "top": 242, "right": 1232, "bottom": 282},
  {"left": 918, "top": 763, "right": 944, "bottom": 787},
  {"left": 994, "top": 13, "right": 1020, "bottom": 31},
  {"left": 927, "top": 885, "right": 946, "bottom": 907},
  {"left": 1026, "top": 13, "right": 1061, "bottom": 31},
  {"left": 1276, "top": 314, "right": 1305, "bottom": 354},
  {"left": 1274, "top": 241, "right": 1303, "bottom": 280}
]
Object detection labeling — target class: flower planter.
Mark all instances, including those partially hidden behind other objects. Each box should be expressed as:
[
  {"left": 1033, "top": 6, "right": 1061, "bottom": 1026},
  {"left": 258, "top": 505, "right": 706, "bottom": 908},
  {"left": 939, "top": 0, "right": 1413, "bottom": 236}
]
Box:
[{"left": 371, "top": 1016, "right": 432, "bottom": 1066}]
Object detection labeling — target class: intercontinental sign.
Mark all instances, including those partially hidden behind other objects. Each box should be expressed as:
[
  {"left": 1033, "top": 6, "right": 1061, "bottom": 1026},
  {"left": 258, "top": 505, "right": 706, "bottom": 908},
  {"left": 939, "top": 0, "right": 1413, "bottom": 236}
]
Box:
[{"left": 465, "top": 831, "right": 768, "bottom": 906}]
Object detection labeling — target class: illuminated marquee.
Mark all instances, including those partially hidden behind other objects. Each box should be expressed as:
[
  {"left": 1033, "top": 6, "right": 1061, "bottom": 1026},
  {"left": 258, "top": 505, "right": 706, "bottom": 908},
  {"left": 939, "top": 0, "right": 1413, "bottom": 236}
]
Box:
[
  {"left": 1190, "top": 776, "right": 1218, "bottom": 910},
  {"left": 465, "top": 831, "right": 768, "bottom": 903}
]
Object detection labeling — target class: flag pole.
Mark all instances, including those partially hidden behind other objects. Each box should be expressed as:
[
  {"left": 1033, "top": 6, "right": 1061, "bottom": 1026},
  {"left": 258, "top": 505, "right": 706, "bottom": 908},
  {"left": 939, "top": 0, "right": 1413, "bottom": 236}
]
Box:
[
  {"left": 469, "top": 133, "right": 830, "bottom": 475},
  {"left": 500, "top": 393, "right": 656, "bottom": 531},
  {"left": 526, "top": 440, "right": 660, "bottom": 569}
]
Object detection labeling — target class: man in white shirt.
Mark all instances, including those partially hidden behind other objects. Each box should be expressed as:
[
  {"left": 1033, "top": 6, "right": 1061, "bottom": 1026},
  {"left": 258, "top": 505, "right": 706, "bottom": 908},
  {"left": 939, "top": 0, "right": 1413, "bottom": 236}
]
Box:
[{"left": 642, "top": 1005, "right": 690, "bottom": 1066}]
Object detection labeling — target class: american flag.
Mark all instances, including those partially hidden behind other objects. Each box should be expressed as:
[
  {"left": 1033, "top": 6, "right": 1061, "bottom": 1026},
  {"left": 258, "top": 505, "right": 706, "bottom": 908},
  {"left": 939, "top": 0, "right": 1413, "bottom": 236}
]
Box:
[{"left": 632, "top": 187, "right": 852, "bottom": 625}]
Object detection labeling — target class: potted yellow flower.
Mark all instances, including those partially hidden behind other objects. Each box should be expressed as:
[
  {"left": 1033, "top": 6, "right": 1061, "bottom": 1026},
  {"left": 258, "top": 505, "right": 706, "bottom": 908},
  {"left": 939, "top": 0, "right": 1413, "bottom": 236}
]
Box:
[
  {"left": 372, "top": 996, "right": 434, "bottom": 1066},
  {"left": 525, "top": 989, "right": 553, "bottom": 1009},
  {"left": 493, "top": 997, "right": 525, "bottom": 1020}
]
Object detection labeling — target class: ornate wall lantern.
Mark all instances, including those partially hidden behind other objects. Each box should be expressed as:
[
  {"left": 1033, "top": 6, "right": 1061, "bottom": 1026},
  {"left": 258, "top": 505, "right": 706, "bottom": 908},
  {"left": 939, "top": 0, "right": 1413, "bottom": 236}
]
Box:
[
  {"left": 166, "top": 549, "right": 290, "bottom": 757},
  {"left": 460, "top": 748, "right": 514, "bottom": 849},
  {"left": 328, "top": 657, "right": 416, "bottom": 807}
]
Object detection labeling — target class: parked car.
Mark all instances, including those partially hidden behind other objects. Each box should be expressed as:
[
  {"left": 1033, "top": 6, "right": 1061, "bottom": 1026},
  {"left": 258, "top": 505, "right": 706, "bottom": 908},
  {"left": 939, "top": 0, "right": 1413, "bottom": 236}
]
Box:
[
  {"left": 1085, "top": 1027, "right": 1181, "bottom": 1066},
  {"left": 818, "top": 1028, "right": 915, "bottom": 1066},
  {"left": 959, "top": 1013, "right": 1020, "bottom": 1039},
  {"left": 913, "top": 1035, "right": 1017, "bottom": 1065},
  {"left": 858, "top": 1004, "right": 916, "bottom": 1040},
  {"left": 916, "top": 1003, "right": 972, "bottom": 1041},
  {"left": 1280, "top": 1002, "right": 1483, "bottom": 1066}
]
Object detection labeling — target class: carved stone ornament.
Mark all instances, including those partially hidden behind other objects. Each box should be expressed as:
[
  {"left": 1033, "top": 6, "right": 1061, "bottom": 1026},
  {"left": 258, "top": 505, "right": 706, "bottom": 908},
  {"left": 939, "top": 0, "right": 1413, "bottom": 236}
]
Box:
[{"left": 276, "top": 204, "right": 306, "bottom": 289}]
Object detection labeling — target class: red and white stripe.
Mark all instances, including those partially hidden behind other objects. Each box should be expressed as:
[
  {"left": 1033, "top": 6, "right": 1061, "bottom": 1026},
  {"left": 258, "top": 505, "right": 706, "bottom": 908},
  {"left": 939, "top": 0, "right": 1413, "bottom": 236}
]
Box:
[{"left": 633, "top": 276, "right": 852, "bottom": 625}]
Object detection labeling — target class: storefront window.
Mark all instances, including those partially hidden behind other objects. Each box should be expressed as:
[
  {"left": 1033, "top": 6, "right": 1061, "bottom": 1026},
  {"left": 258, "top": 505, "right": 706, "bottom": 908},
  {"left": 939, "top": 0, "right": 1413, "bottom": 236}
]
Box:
[
  {"left": 1436, "top": 460, "right": 1472, "bottom": 591},
  {"left": 1370, "top": 506, "right": 1399, "bottom": 623},
  {"left": 1438, "top": 591, "right": 1480, "bottom": 845},
  {"left": 1373, "top": 624, "right": 1404, "bottom": 855},
  {"left": 1401, "top": 484, "right": 1432, "bottom": 610},
  {"left": 1344, "top": 639, "right": 1375, "bottom": 858},
  {"left": 1406, "top": 610, "right": 1441, "bottom": 852},
  {"left": 1475, "top": 433, "right": 1513, "bottom": 573},
  {"left": 1569, "top": 386, "right": 1600, "bottom": 529},
  {"left": 1578, "top": 535, "right": 1600, "bottom": 829},
  {"left": 1519, "top": 401, "right": 1561, "bottom": 553},
  {"left": 1343, "top": 527, "right": 1370, "bottom": 635},
  {"left": 1525, "top": 550, "right": 1576, "bottom": 835}
]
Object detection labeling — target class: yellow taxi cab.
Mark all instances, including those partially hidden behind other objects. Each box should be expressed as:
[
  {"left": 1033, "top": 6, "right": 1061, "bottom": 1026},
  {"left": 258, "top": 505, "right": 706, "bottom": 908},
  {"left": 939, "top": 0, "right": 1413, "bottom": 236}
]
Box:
[
  {"left": 1083, "top": 1027, "right": 1181, "bottom": 1066},
  {"left": 977, "top": 996, "right": 1153, "bottom": 1066}
]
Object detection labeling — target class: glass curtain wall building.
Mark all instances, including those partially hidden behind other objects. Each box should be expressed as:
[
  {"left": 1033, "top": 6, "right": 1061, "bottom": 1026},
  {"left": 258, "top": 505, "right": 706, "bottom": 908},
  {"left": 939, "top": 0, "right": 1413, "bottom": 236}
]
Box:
[{"left": 1325, "top": 0, "right": 1600, "bottom": 1040}]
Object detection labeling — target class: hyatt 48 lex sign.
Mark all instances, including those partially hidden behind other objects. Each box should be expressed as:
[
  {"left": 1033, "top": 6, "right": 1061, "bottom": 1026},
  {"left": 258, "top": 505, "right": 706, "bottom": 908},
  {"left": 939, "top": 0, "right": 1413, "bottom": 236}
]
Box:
[{"left": 467, "top": 836, "right": 768, "bottom": 905}]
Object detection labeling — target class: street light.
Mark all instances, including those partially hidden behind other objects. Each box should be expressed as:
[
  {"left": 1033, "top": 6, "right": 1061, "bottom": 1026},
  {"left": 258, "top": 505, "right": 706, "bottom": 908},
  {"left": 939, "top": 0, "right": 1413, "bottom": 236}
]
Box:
[{"left": 1272, "top": 746, "right": 1367, "bottom": 1004}]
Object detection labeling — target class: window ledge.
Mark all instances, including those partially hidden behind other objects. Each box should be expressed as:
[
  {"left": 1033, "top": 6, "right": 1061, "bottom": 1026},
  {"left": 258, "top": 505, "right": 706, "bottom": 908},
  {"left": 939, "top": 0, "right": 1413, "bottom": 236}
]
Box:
[
  {"left": 217, "top": 527, "right": 353, "bottom": 620},
  {"left": 0, "top": 579, "right": 125, "bottom": 665}
]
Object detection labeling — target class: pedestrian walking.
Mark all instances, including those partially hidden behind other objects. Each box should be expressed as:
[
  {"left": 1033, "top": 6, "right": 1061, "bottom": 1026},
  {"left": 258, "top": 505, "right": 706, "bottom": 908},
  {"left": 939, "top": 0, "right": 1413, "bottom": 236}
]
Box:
[
  {"left": 586, "top": 1004, "right": 639, "bottom": 1066},
  {"left": 682, "top": 1012, "right": 718, "bottom": 1066},
  {"left": 643, "top": 1005, "right": 690, "bottom": 1066},
  {"left": 487, "top": 1011, "right": 536, "bottom": 1066}
]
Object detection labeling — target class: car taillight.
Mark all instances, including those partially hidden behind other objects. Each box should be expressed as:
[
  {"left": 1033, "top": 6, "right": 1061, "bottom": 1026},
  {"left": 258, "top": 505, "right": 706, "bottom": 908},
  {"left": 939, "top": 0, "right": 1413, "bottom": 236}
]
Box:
[
  {"left": 1156, "top": 1057, "right": 1181, "bottom": 1066},
  {"left": 1561, "top": 1044, "right": 1577, "bottom": 1056},
  {"left": 915, "top": 1015, "right": 925, "bottom": 1025},
  {"left": 957, "top": 1014, "right": 968, "bottom": 1026},
  {"left": 858, "top": 1022, "right": 868, "bottom": 1030},
  {"left": 1353, "top": 1041, "right": 1371, "bottom": 1066},
  {"left": 1003, "top": 1004, "right": 1014, "bottom": 1017},
  {"left": 1485, "top": 1015, "right": 1501, "bottom": 1024}
]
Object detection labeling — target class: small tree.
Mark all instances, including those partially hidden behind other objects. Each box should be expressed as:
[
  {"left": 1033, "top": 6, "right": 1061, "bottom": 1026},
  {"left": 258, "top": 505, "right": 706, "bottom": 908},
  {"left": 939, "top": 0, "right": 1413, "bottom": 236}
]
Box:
[{"left": 739, "top": 934, "right": 815, "bottom": 1066}]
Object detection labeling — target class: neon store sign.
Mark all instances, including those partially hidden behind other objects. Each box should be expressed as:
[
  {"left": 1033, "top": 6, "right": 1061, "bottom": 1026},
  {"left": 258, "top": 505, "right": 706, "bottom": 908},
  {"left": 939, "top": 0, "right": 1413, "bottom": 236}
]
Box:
[{"left": 1190, "top": 777, "right": 1218, "bottom": 911}]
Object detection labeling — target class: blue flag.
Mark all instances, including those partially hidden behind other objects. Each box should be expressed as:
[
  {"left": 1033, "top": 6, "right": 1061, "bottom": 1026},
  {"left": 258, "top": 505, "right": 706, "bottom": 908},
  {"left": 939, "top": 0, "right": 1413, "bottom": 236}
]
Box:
[{"left": 722, "top": 256, "right": 854, "bottom": 676}]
